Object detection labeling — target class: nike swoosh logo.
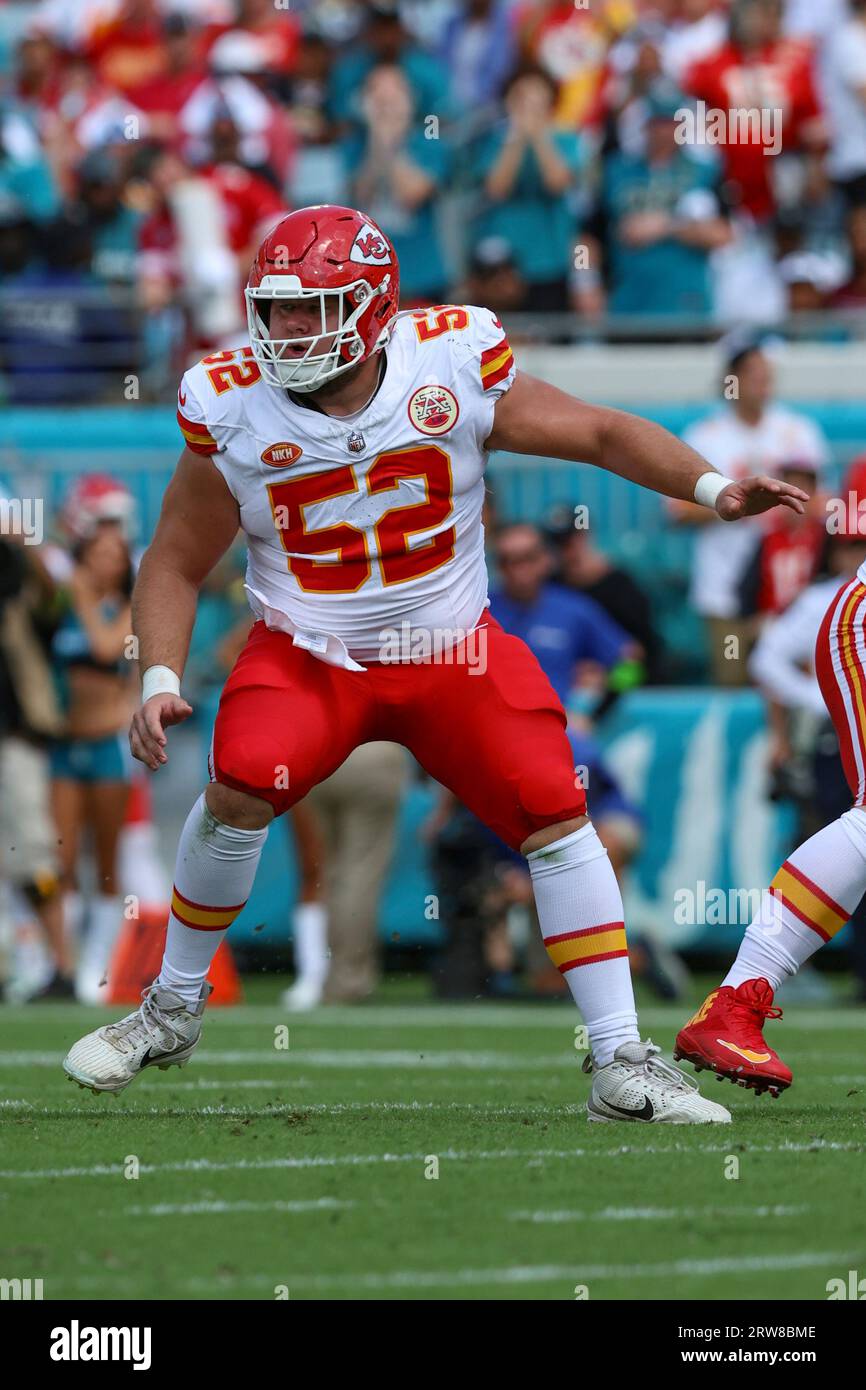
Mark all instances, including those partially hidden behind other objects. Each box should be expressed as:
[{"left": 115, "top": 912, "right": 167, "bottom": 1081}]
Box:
[
  {"left": 717, "top": 1039, "right": 771, "bottom": 1064},
  {"left": 599, "top": 1096, "right": 655, "bottom": 1121}
]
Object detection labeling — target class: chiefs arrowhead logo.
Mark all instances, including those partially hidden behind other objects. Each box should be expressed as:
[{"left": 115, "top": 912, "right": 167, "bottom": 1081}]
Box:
[
  {"left": 349, "top": 222, "right": 391, "bottom": 266},
  {"left": 261, "top": 441, "right": 303, "bottom": 468}
]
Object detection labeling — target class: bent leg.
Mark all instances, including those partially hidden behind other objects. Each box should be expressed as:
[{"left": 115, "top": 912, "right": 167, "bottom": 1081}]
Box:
[
  {"left": 161, "top": 623, "right": 376, "bottom": 1003},
  {"left": 396, "top": 619, "right": 639, "bottom": 1064}
]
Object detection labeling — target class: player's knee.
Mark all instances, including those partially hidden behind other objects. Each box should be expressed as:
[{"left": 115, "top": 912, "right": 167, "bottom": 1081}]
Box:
[
  {"left": 206, "top": 781, "right": 274, "bottom": 830},
  {"left": 841, "top": 806, "right": 866, "bottom": 859},
  {"left": 212, "top": 734, "right": 291, "bottom": 818},
  {"left": 520, "top": 814, "right": 589, "bottom": 857}
]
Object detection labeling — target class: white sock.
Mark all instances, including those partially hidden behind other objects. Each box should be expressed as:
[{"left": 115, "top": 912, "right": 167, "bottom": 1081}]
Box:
[
  {"left": 157, "top": 793, "right": 268, "bottom": 1006},
  {"left": 528, "top": 823, "right": 640, "bottom": 1066},
  {"left": 724, "top": 810, "right": 866, "bottom": 991},
  {"left": 293, "top": 901, "right": 329, "bottom": 985}
]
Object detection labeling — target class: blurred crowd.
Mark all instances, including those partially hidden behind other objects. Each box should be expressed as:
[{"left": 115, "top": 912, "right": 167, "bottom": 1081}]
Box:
[{"left": 2, "top": 0, "right": 866, "bottom": 400}]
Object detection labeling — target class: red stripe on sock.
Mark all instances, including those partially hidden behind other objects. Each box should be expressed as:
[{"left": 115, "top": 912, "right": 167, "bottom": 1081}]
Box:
[
  {"left": 781, "top": 859, "right": 848, "bottom": 922},
  {"left": 558, "top": 948, "right": 629, "bottom": 973},
  {"left": 769, "top": 888, "right": 831, "bottom": 943}
]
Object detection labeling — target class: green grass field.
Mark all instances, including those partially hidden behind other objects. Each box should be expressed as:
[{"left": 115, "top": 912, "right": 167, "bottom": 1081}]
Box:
[{"left": 2, "top": 976, "right": 866, "bottom": 1301}]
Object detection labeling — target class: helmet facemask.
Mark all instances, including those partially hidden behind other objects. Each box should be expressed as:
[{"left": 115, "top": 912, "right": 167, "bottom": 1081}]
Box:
[{"left": 245, "top": 273, "right": 391, "bottom": 392}]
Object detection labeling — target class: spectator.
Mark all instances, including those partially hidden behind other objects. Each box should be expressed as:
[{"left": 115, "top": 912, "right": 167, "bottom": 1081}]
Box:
[
  {"left": 517, "top": 0, "right": 637, "bottom": 131},
  {"left": 738, "top": 459, "right": 829, "bottom": 619},
  {"left": 199, "top": 111, "right": 287, "bottom": 263},
  {"left": 672, "top": 335, "right": 830, "bottom": 683},
  {"left": 205, "top": 0, "right": 302, "bottom": 80},
  {"left": 0, "top": 102, "right": 58, "bottom": 224},
  {"left": 823, "top": 0, "right": 866, "bottom": 212},
  {"left": 474, "top": 65, "right": 584, "bottom": 313},
  {"left": 124, "top": 12, "right": 209, "bottom": 138},
  {"left": 550, "top": 514, "right": 663, "bottom": 682},
  {"left": 84, "top": 0, "right": 171, "bottom": 95},
  {"left": 440, "top": 0, "right": 518, "bottom": 114},
  {"left": 0, "top": 524, "right": 69, "bottom": 999},
  {"left": 328, "top": 0, "right": 450, "bottom": 136},
  {"left": 178, "top": 27, "right": 295, "bottom": 187},
  {"left": 69, "top": 148, "right": 143, "bottom": 287},
  {"left": 300, "top": 744, "right": 409, "bottom": 1005},
  {"left": 686, "top": 0, "right": 825, "bottom": 225},
  {"left": 455, "top": 236, "right": 527, "bottom": 321},
  {"left": 49, "top": 485, "right": 136, "bottom": 1005},
  {"left": 600, "top": 84, "right": 731, "bottom": 321},
  {"left": 348, "top": 64, "right": 449, "bottom": 304},
  {"left": 489, "top": 522, "right": 638, "bottom": 706},
  {"left": 662, "top": 0, "right": 728, "bottom": 84},
  {"left": 13, "top": 32, "right": 64, "bottom": 116},
  {"left": 135, "top": 142, "right": 255, "bottom": 345},
  {"left": 833, "top": 205, "right": 866, "bottom": 310}
]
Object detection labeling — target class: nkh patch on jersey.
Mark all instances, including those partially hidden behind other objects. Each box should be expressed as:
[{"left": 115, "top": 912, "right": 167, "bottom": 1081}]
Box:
[
  {"left": 261, "top": 442, "right": 303, "bottom": 467},
  {"left": 349, "top": 223, "right": 391, "bottom": 265}
]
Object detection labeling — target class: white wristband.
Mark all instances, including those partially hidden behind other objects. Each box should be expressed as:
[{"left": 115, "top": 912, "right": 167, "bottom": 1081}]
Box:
[
  {"left": 694, "top": 472, "right": 732, "bottom": 509},
  {"left": 141, "top": 665, "right": 181, "bottom": 703}
]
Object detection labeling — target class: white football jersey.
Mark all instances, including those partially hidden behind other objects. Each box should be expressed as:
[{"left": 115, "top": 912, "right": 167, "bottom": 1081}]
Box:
[{"left": 177, "top": 305, "right": 516, "bottom": 669}]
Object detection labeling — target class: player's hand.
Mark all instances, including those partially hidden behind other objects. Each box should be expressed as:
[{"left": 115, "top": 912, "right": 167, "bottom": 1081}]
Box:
[
  {"left": 716, "top": 475, "right": 809, "bottom": 521},
  {"left": 129, "top": 694, "right": 193, "bottom": 770}
]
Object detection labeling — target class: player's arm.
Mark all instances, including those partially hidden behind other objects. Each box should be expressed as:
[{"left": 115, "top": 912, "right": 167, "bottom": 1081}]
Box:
[
  {"left": 486, "top": 371, "right": 809, "bottom": 520},
  {"left": 130, "top": 447, "right": 240, "bottom": 770}
]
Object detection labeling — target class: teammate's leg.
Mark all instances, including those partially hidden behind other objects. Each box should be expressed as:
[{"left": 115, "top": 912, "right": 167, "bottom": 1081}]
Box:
[{"left": 676, "top": 577, "right": 866, "bottom": 1095}]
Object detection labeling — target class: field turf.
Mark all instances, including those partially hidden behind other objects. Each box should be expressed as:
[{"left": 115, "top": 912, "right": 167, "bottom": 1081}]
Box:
[{"left": 2, "top": 976, "right": 866, "bottom": 1301}]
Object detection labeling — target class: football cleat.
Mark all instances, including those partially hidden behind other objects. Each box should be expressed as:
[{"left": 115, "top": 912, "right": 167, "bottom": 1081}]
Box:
[
  {"left": 62, "top": 981, "right": 211, "bottom": 1095},
  {"left": 584, "top": 1039, "right": 731, "bottom": 1124},
  {"left": 674, "top": 978, "right": 792, "bottom": 1097}
]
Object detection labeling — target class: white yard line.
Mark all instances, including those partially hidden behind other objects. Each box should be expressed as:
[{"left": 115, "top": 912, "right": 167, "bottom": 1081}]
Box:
[
  {"left": 509, "top": 1203, "right": 809, "bottom": 1224},
  {"left": 121, "top": 1197, "right": 354, "bottom": 1217},
  {"left": 176, "top": 1249, "right": 865, "bottom": 1294},
  {"left": 2, "top": 1137, "right": 863, "bottom": 1183}
]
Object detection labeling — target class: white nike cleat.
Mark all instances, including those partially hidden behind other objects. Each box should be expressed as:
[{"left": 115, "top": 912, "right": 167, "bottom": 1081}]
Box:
[
  {"left": 280, "top": 977, "right": 323, "bottom": 1011},
  {"left": 584, "top": 1039, "right": 731, "bottom": 1124},
  {"left": 62, "top": 981, "right": 211, "bottom": 1094}
]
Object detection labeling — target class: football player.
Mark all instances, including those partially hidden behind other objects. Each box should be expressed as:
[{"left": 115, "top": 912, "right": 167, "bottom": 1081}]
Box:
[
  {"left": 64, "top": 205, "right": 807, "bottom": 1122},
  {"left": 676, "top": 521, "right": 866, "bottom": 1098}
]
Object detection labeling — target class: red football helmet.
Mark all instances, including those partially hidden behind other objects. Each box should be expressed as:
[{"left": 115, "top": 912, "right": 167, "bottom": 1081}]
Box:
[{"left": 245, "top": 205, "right": 399, "bottom": 392}]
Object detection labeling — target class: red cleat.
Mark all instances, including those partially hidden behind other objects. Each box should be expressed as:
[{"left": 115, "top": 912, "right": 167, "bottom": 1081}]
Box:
[{"left": 674, "top": 979, "right": 793, "bottom": 1098}]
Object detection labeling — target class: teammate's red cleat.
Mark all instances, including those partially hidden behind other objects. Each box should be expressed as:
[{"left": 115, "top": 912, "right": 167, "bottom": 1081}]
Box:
[{"left": 673, "top": 979, "right": 792, "bottom": 1098}]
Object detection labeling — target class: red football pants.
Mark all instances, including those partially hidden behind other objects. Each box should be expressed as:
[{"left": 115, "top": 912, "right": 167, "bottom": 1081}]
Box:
[
  {"left": 211, "top": 614, "right": 586, "bottom": 850},
  {"left": 816, "top": 576, "right": 866, "bottom": 807}
]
